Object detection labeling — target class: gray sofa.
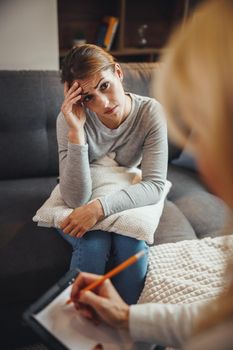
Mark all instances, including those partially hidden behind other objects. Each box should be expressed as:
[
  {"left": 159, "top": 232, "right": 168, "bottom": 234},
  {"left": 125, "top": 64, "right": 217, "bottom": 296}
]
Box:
[{"left": 0, "top": 63, "right": 231, "bottom": 348}]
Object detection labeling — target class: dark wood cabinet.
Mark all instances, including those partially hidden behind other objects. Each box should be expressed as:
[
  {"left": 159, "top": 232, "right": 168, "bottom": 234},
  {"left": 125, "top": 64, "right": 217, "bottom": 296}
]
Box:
[{"left": 58, "top": 0, "right": 201, "bottom": 63}]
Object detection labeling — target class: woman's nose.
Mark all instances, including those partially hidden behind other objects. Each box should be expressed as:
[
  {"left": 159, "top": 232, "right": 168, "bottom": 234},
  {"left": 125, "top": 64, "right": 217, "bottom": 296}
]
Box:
[{"left": 97, "top": 94, "right": 109, "bottom": 108}]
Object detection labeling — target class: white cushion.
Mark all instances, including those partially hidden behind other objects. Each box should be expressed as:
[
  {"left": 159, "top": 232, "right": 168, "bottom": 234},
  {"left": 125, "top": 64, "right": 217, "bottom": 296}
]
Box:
[{"left": 33, "top": 154, "right": 171, "bottom": 244}]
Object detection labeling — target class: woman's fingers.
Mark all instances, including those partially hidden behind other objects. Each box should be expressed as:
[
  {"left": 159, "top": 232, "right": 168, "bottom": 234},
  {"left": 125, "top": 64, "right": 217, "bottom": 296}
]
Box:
[
  {"left": 70, "top": 227, "right": 83, "bottom": 237},
  {"left": 62, "top": 88, "right": 82, "bottom": 111},
  {"left": 65, "top": 86, "right": 82, "bottom": 102},
  {"left": 62, "top": 220, "right": 86, "bottom": 237},
  {"left": 61, "top": 82, "right": 87, "bottom": 134},
  {"left": 61, "top": 203, "right": 99, "bottom": 236},
  {"left": 64, "top": 81, "right": 69, "bottom": 95},
  {"left": 74, "top": 298, "right": 101, "bottom": 325},
  {"left": 71, "top": 272, "right": 104, "bottom": 300},
  {"left": 70, "top": 226, "right": 86, "bottom": 238},
  {"left": 75, "top": 230, "right": 86, "bottom": 238},
  {"left": 64, "top": 81, "right": 81, "bottom": 98},
  {"left": 69, "top": 95, "right": 82, "bottom": 106},
  {"left": 63, "top": 223, "right": 74, "bottom": 234},
  {"left": 62, "top": 82, "right": 82, "bottom": 112},
  {"left": 60, "top": 216, "right": 70, "bottom": 230}
]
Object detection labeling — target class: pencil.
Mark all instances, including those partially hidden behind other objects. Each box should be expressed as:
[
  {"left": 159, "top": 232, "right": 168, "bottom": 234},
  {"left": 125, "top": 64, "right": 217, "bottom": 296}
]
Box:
[{"left": 65, "top": 249, "right": 146, "bottom": 305}]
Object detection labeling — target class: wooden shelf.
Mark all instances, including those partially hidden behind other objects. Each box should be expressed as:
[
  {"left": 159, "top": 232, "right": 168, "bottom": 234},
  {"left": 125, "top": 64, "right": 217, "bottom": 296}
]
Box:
[
  {"left": 60, "top": 47, "right": 165, "bottom": 64},
  {"left": 60, "top": 47, "right": 163, "bottom": 57},
  {"left": 58, "top": 0, "right": 201, "bottom": 64},
  {"left": 111, "top": 47, "right": 163, "bottom": 56},
  {"left": 110, "top": 47, "right": 164, "bottom": 62}
]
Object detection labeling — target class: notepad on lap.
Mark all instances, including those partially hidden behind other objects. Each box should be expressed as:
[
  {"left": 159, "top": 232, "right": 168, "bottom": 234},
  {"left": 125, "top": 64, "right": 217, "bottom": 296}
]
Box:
[
  {"left": 36, "top": 286, "right": 134, "bottom": 349},
  {"left": 23, "top": 270, "right": 150, "bottom": 350}
]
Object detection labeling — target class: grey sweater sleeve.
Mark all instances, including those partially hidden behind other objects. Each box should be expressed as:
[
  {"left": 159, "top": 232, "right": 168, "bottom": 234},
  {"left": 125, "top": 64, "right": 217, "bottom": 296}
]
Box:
[
  {"left": 99, "top": 101, "right": 168, "bottom": 216},
  {"left": 129, "top": 302, "right": 206, "bottom": 348},
  {"left": 56, "top": 112, "right": 92, "bottom": 208}
]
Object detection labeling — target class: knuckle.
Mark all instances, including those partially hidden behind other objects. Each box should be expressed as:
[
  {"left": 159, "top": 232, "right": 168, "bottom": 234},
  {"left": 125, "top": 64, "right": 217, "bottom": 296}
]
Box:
[{"left": 98, "top": 303, "right": 106, "bottom": 313}]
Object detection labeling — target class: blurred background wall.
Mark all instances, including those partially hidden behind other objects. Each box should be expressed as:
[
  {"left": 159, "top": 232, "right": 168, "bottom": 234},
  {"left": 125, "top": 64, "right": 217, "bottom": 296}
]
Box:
[{"left": 0, "top": 0, "right": 59, "bottom": 70}]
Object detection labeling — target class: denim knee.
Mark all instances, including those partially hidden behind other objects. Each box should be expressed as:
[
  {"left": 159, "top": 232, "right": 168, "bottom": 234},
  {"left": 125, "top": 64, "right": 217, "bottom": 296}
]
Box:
[{"left": 57, "top": 229, "right": 112, "bottom": 273}]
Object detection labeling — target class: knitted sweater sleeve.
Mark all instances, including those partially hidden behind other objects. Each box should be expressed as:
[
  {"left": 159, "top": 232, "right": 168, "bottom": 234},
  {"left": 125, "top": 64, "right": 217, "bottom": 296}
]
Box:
[
  {"left": 129, "top": 301, "right": 206, "bottom": 348},
  {"left": 56, "top": 112, "right": 92, "bottom": 208}
]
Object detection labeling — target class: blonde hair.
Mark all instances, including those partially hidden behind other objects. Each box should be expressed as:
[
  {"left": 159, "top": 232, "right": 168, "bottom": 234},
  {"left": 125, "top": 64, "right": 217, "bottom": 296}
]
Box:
[{"left": 158, "top": 0, "right": 233, "bottom": 332}]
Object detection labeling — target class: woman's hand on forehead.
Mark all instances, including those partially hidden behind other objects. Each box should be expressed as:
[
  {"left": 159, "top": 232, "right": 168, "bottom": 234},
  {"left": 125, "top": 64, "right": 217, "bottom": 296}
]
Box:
[{"left": 61, "top": 81, "right": 87, "bottom": 143}]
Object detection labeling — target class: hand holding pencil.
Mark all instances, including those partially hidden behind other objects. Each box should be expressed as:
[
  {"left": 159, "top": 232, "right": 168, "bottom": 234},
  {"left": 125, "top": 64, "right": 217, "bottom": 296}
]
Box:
[{"left": 68, "top": 250, "right": 146, "bottom": 329}]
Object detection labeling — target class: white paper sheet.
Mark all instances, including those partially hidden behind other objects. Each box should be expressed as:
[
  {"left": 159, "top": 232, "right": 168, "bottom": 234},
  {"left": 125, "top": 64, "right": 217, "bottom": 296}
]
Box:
[{"left": 33, "top": 285, "right": 144, "bottom": 350}]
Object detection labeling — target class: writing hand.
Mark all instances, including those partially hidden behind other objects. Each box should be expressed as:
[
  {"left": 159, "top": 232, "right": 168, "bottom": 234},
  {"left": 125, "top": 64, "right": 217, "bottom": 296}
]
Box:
[
  {"left": 71, "top": 272, "right": 130, "bottom": 329},
  {"left": 60, "top": 200, "right": 104, "bottom": 237}
]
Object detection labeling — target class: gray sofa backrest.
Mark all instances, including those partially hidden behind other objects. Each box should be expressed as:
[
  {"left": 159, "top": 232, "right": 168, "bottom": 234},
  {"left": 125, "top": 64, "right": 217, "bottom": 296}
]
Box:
[
  {"left": 0, "top": 64, "right": 181, "bottom": 180},
  {"left": 0, "top": 71, "right": 63, "bottom": 180},
  {"left": 121, "top": 62, "right": 160, "bottom": 97}
]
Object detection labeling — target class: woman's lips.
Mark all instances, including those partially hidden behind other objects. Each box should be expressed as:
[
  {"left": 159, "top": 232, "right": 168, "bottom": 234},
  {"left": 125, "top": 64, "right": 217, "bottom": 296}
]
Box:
[{"left": 104, "top": 105, "right": 118, "bottom": 114}]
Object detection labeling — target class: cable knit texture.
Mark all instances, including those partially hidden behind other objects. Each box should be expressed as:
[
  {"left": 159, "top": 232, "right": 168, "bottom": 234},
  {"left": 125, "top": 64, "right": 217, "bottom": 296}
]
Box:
[
  {"left": 139, "top": 235, "right": 233, "bottom": 304},
  {"left": 33, "top": 154, "right": 171, "bottom": 244}
]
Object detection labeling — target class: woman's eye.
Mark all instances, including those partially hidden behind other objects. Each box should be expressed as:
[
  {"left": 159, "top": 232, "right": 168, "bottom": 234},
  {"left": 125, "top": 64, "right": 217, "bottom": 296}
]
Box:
[
  {"left": 100, "top": 82, "right": 109, "bottom": 90},
  {"left": 83, "top": 95, "right": 92, "bottom": 103}
]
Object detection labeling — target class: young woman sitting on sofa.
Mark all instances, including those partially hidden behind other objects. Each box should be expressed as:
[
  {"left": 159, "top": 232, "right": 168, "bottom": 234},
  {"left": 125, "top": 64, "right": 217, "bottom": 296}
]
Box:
[
  {"left": 69, "top": 0, "right": 233, "bottom": 349},
  {"left": 56, "top": 44, "right": 168, "bottom": 304}
]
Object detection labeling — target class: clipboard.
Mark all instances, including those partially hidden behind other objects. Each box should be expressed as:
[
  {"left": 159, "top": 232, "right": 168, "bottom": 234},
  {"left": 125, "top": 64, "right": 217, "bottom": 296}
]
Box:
[
  {"left": 23, "top": 268, "right": 80, "bottom": 350},
  {"left": 23, "top": 269, "right": 149, "bottom": 350}
]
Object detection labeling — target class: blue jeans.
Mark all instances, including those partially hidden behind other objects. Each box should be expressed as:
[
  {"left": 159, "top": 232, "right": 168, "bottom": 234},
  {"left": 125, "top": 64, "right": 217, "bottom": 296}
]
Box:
[{"left": 57, "top": 229, "right": 148, "bottom": 304}]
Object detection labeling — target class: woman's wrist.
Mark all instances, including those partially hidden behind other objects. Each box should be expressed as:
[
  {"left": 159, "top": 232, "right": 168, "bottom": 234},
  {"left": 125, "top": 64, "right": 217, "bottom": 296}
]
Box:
[
  {"left": 95, "top": 199, "right": 105, "bottom": 221},
  {"left": 68, "top": 129, "right": 85, "bottom": 145},
  {"left": 120, "top": 304, "right": 130, "bottom": 330},
  {"left": 88, "top": 199, "right": 105, "bottom": 221}
]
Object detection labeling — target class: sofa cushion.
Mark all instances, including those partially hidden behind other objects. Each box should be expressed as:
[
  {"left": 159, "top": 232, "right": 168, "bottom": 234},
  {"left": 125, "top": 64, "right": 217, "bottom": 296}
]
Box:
[
  {"left": 121, "top": 62, "right": 160, "bottom": 97},
  {"left": 172, "top": 149, "right": 197, "bottom": 171},
  {"left": 174, "top": 193, "right": 232, "bottom": 239},
  {"left": 167, "top": 164, "right": 206, "bottom": 200},
  {"left": 0, "top": 71, "right": 63, "bottom": 179},
  {"left": 155, "top": 200, "right": 196, "bottom": 245},
  {"left": 167, "top": 164, "right": 232, "bottom": 239},
  {"left": 0, "top": 176, "right": 57, "bottom": 224}
]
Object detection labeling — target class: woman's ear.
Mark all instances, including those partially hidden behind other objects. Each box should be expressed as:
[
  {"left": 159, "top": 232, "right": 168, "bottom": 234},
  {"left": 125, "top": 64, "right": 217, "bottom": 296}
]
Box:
[{"left": 114, "top": 63, "right": 123, "bottom": 81}]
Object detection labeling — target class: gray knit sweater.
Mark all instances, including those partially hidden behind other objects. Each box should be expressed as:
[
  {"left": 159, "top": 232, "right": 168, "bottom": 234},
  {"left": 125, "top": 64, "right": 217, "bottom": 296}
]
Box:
[{"left": 56, "top": 93, "right": 168, "bottom": 217}]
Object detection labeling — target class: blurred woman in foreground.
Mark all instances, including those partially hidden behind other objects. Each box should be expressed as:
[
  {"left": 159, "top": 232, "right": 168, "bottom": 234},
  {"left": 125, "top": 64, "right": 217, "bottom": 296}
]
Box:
[{"left": 70, "top": 1, "right": 233, "bottom": 348}]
